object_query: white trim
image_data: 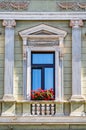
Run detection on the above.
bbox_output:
[55,49,59,100]
[1,12,86,20]
[19,24,67,37]
[27,47,60,101]
[27,48,31,100]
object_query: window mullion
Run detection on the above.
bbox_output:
[41,67,44,90]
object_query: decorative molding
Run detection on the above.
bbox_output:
[78,2,86,9]
[0,12,86,20]
[2,20,16,27]
[57,2,86,10]
[19,24,67,37]
[0,1,29,10]
[10,2,29,10]
[70,20,83,28]
[58,2,76,9]
[23,45,27,60]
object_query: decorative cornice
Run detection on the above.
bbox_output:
[2,20,16,27]
[70,20,83,28]
[0,12,86,20]
[0,1,29,10]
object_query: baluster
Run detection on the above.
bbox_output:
[46,104,50,115]
[31,104,36,115]
[51,104,55,115]
[41,104,45,115]
[37,104,41,115]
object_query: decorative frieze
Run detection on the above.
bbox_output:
[58,2,76,10]
[10,2,29,10]
[57,2,86,11]
[78,2,86,9]
[0,1,29,10]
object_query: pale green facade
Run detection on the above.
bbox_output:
[0,0,86,130]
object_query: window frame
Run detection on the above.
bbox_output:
[31,52,55,92]
[26,46,63,101]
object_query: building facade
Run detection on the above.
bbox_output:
[0,0,86,130]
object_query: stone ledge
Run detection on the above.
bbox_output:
[0,116,86,124]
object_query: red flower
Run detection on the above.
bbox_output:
[31,88,55,100]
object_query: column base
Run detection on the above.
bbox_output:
[3,95,15,102]
[70,95,85,102]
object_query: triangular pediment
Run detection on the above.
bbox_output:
[19,24,67,37]
[30,30,57,35]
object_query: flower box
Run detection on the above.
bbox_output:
[31,88,55,100]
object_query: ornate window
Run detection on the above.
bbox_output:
[19,24,67,101]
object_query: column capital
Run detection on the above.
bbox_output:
[2,20,16,28]
[70,20,83,28]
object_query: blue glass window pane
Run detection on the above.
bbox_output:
[32,53,54,64]
[32,69,41,90]
[45,68,53,90]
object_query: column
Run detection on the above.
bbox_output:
[2,20,16,101]
[70,20,84,101]
[70,20,85,116]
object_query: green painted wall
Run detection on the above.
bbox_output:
[0,124,86,130]
[81,21,86,97]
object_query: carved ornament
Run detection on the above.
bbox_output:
[23,45,27,60]
[10,2,29,10]
[58,2,76,9]
[2,20,16,27]
[57,2,86,10]
[70,20,83,28]
[78,3,86,9]
[0,1,29,10]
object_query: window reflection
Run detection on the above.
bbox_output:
[32,69,41,90]
[32,53,54,64]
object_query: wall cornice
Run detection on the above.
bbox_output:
[0,12,86,20]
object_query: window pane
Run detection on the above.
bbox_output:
[32,69,41,90]
[32,53,54,64]
[45,68,54,90]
